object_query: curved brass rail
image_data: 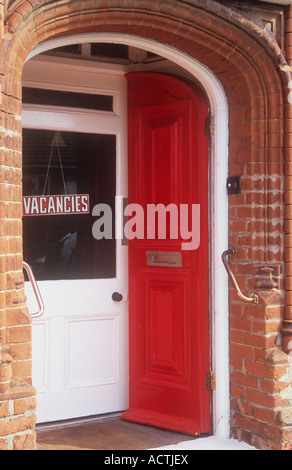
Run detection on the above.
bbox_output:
[23,261,45,318]
[222,248,259,305]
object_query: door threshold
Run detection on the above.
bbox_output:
[36,411,124,430]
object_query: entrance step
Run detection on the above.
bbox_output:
[36,416,255,450]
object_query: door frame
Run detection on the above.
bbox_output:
[25,33,230,439]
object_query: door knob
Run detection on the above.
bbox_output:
[112,292,123,302]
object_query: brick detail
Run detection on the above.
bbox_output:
[281,5,292,354]
[0,379,36,449]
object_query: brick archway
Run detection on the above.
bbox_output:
[0,0,292,450]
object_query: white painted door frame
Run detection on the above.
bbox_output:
[26,33,230,439]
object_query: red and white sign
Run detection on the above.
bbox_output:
[23,194,90,216]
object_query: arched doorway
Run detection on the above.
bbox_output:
[2,0,290,451]
[23,35,229,438]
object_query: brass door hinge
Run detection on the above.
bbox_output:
[205,116,215,137]
[206,371,216,391]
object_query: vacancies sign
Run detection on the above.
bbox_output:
[23,194,90,216]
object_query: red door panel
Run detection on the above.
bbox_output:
[122,73,211,436]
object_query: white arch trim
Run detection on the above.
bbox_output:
[27,33,230,439]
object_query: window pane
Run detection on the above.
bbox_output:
[50,44,82,55]
[23,129,116,281]
[91,43,129,59]
[22,88,114,112]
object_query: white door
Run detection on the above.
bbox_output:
[22,67,128,423]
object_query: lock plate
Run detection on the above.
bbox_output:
[227,176,241,195]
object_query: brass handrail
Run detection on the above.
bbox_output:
[23,261,45,318]
[222,248,259,305]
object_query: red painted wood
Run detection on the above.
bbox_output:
[122,73,211,436]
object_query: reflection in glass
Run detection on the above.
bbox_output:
[22,129,116,281]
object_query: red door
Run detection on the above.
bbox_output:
[122,73,211,436]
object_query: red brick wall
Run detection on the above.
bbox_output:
[0,0,292,450]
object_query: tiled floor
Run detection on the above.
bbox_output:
[36,416,256,451]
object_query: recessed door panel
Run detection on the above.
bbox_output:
[138,269,191,390]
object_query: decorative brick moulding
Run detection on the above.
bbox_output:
[0,0,292,450]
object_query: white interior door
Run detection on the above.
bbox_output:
[22,66,128,423]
